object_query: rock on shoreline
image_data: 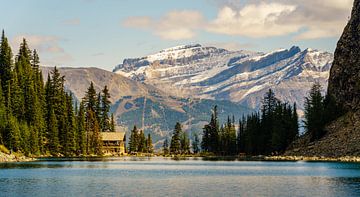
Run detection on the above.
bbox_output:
[265,155,360,162]
[0,152,35,162]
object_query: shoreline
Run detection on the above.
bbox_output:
[264,155,360,162]
[0,152,35,162]
[2,153,360,163]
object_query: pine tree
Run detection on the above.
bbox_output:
[100,86,111,132]
[163,138,169,155]
[86,108,102,155]
[0,82,6,144]
[110,113,115,132]
[5,115,21,152]
[137,130,146,152]
[0,30,13,106]
[180,131,190,154]
[146,133,153,153]
[77,101,86,155]
[48,107,59,155]
[192,133,200,154]
[170,122,182,154]
[201,106,220,153]
[84,82,97,112]
[64,93,76,156]
[128,125,139,153]
[304,83,325,141]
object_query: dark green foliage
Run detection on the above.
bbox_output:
[127,125,153,154]
[0,82,6,144]
[203,90,299,156]
[0,32,111,156]
[218,116,237,155]
[0,30,13,107]
[192,133,200,154]
[201,106,220,153]
[304,83,326,141]
[304,83,343,142]
[4,115,21,151]
[76,102,86,155]
[128,125,139,153]
[64,93,77,156]
[86,109,102,155]
[237,89,299,155]
[110,113,115,132]
[48,107,59,155]
[170,122,182,154]
[146,133,153,153]
[180,130,190,154]
[100,86,111,132]
[163,138,169,155]
[137,130,146,152]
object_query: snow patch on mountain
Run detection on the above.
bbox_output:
[113,44,333,112]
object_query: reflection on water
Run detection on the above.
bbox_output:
[1,157,360,197]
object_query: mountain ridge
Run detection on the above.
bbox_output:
[114,44,333,112]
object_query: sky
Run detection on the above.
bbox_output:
[1,0,354,71]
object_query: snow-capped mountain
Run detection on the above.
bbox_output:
[114,44,333,113]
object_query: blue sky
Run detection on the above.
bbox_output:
[1,0,353,71]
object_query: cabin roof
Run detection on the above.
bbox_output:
[101,132,125,141]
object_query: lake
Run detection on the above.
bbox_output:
[1,157,360,197]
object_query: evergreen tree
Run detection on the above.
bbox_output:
[48,107,59,155]
[137,130,146,152]
[170,122,182,154]
[77,101,86,155]
[201,106,220,153]
[100,86,111,132]
[163,138,169,155]
[192,133,200,154]
[64,93,76,156]
[0,82,6,144]
[86,108,102,155]
[128,125,139,153]
[84,82,97,112]
[304,83,325,141]
[180,131,190,154]
[0,30,13,106]
[5,115,21,152]
[110,113,115,132]
[146,133,153,153]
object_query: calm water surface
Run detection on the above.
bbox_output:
[1,157,360,197]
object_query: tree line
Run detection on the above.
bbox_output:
[200,89,299,156]
[127,125,153,154]
[0,31,115,156]
[162,83,341,156]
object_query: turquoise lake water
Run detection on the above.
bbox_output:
[1,157,360,197]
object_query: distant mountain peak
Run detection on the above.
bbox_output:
[113,45,333,112]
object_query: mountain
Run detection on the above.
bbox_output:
[114,44,333,114]
[41,67,251,148]
[286,0,360,157]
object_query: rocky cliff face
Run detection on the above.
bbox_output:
[328,0,360,112]
[286,0,360,157]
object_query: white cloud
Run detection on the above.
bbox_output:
[123,10,204,40]
[123,0,353,40]
[207,3,299,37]
[11,35,64,53]
[11,34,73,65]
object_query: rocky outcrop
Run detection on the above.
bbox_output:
[285,111,360,157]
[286,0,360,157]
[328,0,360,112]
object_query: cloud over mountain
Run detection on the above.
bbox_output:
[123,0,352,40]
